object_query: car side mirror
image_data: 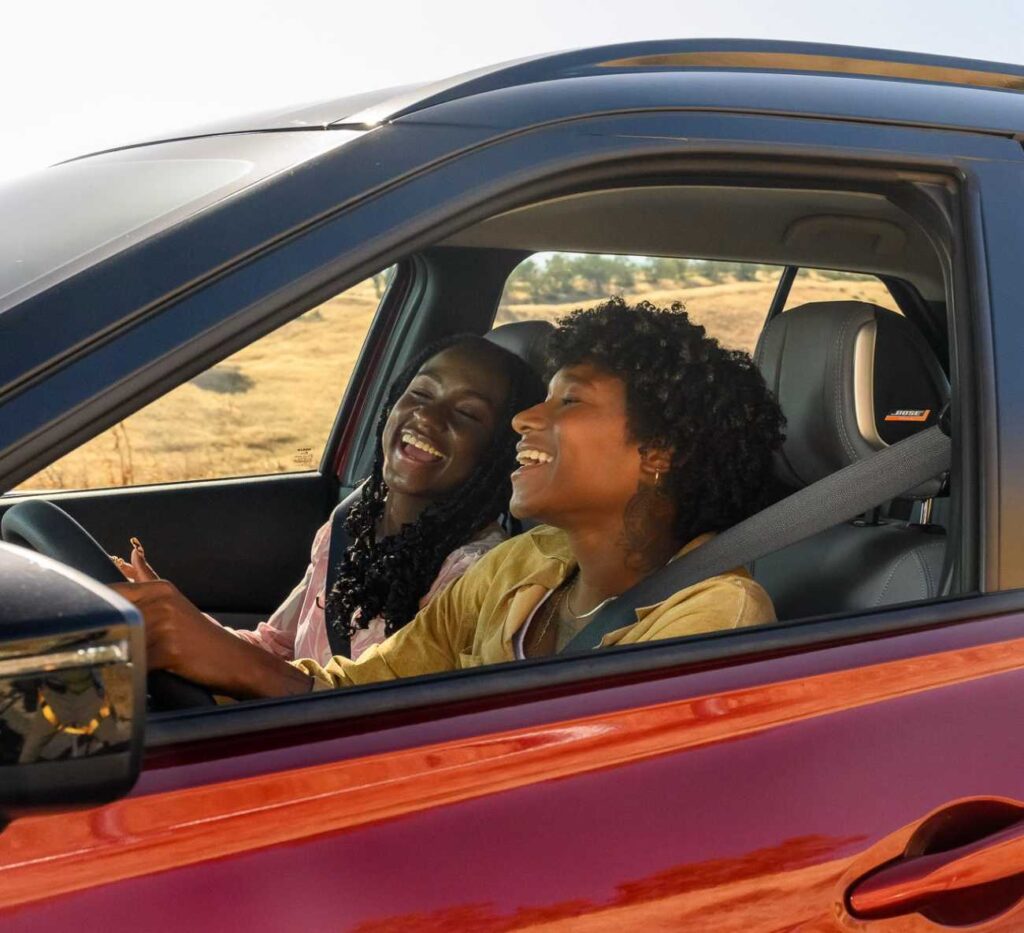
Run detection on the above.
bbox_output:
[0,542,144,819]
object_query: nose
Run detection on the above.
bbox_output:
[412,397,446,433]
[512,398,549,436]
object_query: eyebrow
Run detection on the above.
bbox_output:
[552,371,597,389]
[415,369,499,406]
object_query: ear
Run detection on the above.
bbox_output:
[638,445,673,481]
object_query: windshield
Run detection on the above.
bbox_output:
[0,130,361,312]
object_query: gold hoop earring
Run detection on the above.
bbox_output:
[654,470,661,486]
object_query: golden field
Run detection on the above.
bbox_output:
[18,272,895,492]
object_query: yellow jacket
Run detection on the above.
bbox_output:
[295,525,776,690]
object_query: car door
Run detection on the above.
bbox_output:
[2,102,1023,931]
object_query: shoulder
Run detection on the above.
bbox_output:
[452,525,570,588]
[671,570,776,628]
[424,525,510,604]
[459,522,508,555]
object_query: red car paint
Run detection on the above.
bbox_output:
[4,613,1024,930]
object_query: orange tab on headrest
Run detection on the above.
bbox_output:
[884,409,931,423]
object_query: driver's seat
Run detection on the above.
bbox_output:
[750,301,950,619]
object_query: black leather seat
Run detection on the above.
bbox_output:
[485,320,554,533]
[485,320,554,375]
[751,301,949,619]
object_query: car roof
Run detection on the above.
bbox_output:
[88,38,1024,158]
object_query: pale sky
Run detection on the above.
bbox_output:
[2,0,1022,183]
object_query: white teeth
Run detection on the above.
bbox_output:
[401,431,443,459]
[516,449,553,465]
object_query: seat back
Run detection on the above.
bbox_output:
[485,320,554,534]
[752,301,949,618]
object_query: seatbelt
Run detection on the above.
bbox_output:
[562,423,952,654]
[323,484,365,657]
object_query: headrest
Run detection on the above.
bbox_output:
[485,320,554,376]
[755,301,948,494]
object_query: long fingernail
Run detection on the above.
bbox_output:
[130,536,143,553]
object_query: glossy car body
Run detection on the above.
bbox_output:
[2,38,1024,931]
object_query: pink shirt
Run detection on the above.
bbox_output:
[226,520,507,665]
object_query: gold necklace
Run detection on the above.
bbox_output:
[565,573,617,620]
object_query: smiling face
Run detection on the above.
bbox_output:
[510,363,649,528]
[381,342,513,504]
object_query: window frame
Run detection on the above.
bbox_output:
[0,107,994,745]
[147,166,981,747]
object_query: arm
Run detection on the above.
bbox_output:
[293,539,503,690]
[114,533,509,699]
[109,580,314,698]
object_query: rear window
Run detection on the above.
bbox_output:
[495,253,784,353]
[496,254,901,353]
[784,268,900,314]
[0,131,360,312]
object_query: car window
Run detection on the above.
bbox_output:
[784,267,901,314]
[14,270,393,492]
[0,133,360,314]
[494,253,783,353]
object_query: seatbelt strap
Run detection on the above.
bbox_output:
[562,424,952,654]
[324,484,365,658]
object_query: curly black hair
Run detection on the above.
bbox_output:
[545,297,785,544]
[327,334,545,639]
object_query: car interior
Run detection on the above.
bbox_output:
[0,173,964,717]
[462,185,952,613]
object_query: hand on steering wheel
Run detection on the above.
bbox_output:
[1,499,216,710]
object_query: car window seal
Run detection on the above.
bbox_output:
[145,586,1016,750]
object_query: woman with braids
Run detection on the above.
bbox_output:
[116,299,786,698]
[113,334,544,672]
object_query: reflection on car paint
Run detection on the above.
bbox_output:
[3,632,1024,911]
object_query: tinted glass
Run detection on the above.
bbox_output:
[784,268,901,314]
[0,131,360,311]
[14,270,392,492]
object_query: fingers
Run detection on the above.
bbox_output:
[110,554,135,580]
[129,538,159,582]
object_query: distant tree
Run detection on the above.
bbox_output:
[702,261,733,283]
[612,257,636,289]
[646,257,691,285]
[506,258,542,302]
[539,254,577,301]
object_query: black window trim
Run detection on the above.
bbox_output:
[146,587,1024,750]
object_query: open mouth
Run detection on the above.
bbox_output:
[513,447,554,474]
[399,430,445,464]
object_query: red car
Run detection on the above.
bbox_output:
[2,39,1023,930]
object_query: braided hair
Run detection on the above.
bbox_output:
[327,335,544,638]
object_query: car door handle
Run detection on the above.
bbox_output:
[848,818,1024,919]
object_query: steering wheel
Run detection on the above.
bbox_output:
[1,499,216,710]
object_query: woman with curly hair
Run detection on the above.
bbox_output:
[118,298,785,697]
[115,334,544,667]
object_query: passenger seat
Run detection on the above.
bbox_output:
[752,301,949,619]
